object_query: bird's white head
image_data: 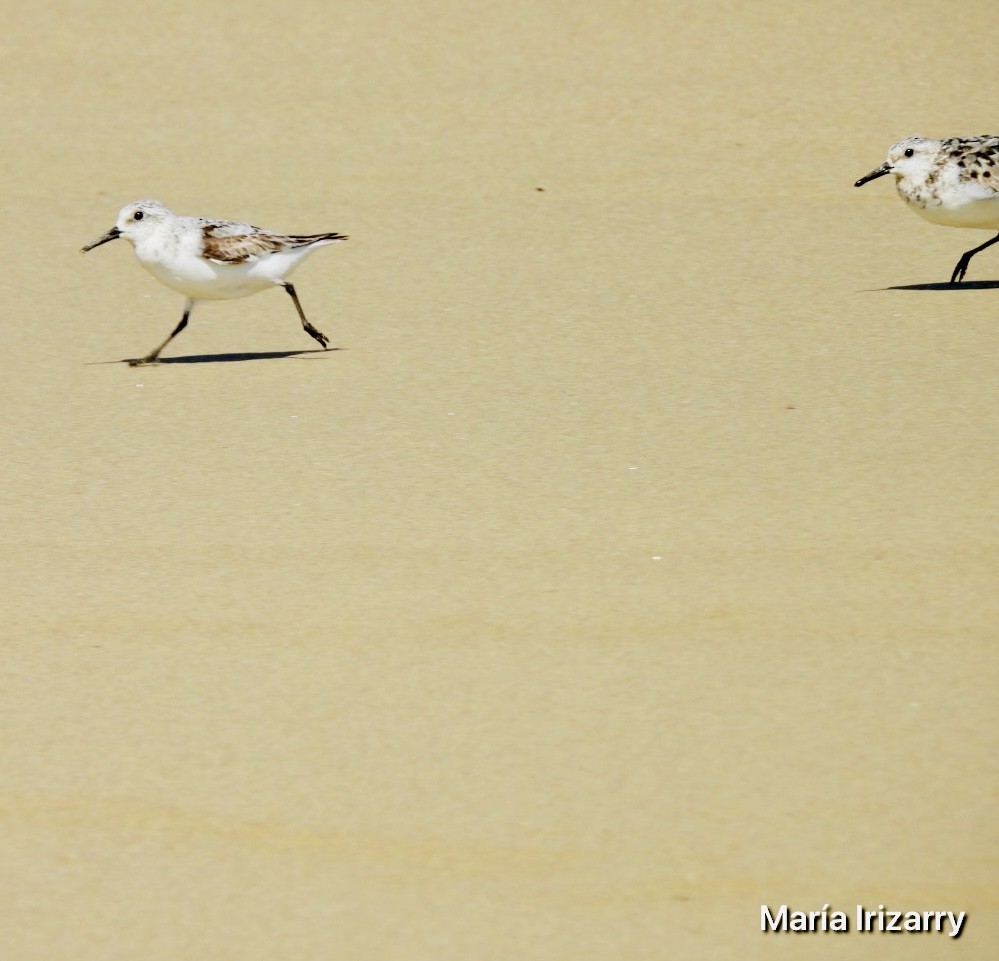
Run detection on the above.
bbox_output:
[855,137,940,187]
[81,199,174,252]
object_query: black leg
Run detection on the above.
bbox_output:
[129,298,194,366]
[282,282,330,349]
[950,231,999,284]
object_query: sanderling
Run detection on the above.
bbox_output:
[81,200,347,365]
[855,136,999,283]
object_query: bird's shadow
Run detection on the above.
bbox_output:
[88,347,342,367]
[877,280,999,291]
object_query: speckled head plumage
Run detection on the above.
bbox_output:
[856,136,999,192]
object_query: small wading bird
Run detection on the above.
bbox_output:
[82,199,347,365]
[855,135,999,283]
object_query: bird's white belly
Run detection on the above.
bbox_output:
[900,181,999,230]
[909,199,999,230]
[139,255,274,300]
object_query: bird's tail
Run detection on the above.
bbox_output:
[289,232,348,246]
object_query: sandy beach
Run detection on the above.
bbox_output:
[1,1,996,957]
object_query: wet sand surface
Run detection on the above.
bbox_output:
[1,2,996,957]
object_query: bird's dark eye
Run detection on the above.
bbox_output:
[133,210,144,221]
[904,148,914,158]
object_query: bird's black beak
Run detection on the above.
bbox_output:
[854,163,892,188]
[81,226,121,253]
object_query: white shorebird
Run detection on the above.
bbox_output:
[82,200,347,365]
[855,136,999,283]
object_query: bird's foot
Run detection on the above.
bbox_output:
[950,256,972,284]
[304,323,330,349]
